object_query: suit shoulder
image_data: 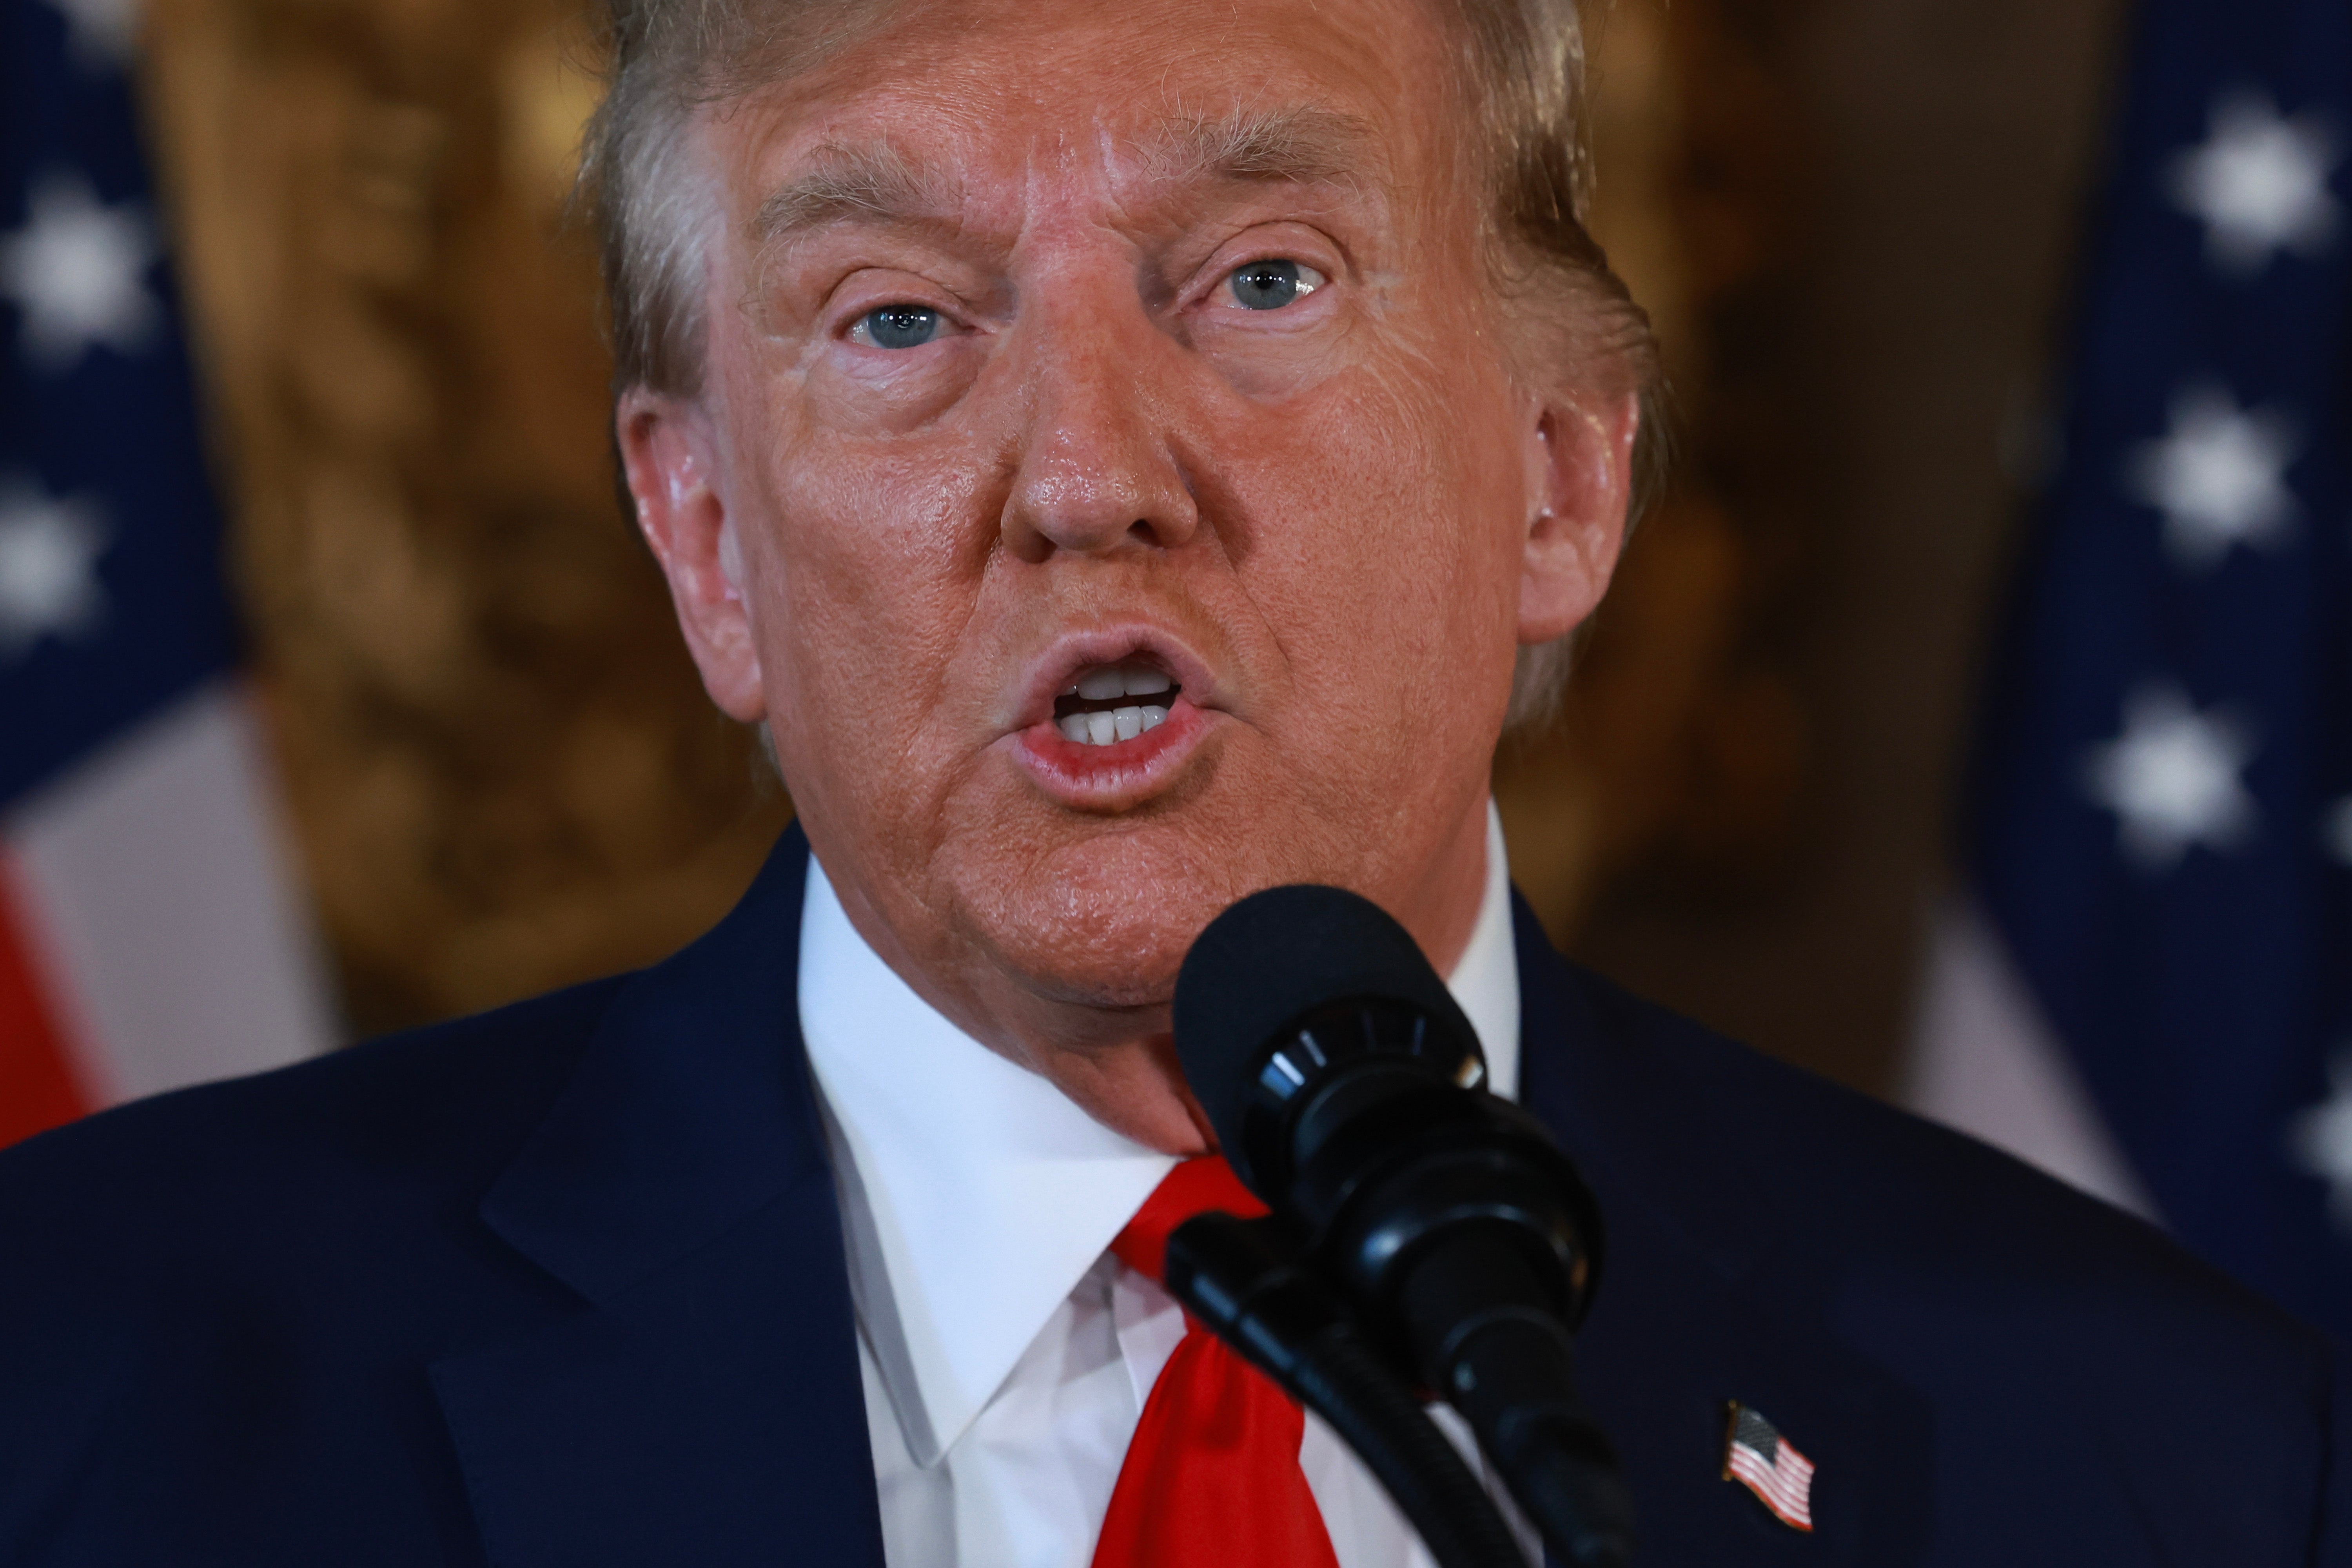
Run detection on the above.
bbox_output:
[1567,960,2131,1230]
[0,974,627,1268]
[1559,958,2330,1373]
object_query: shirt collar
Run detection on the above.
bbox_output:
[1456,800,1521,1100]
[798,800,1521,1466]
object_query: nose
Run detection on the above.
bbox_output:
[1000,278,1200,563]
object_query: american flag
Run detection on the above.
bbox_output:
[1906,0,2352,1338]
[1721,1402,1814,1532]
[1,0,334,1142]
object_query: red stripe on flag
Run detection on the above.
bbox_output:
[1728,1443,1815,1530]
[0,862,93,1149]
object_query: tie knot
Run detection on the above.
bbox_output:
[1112,1156,1268,1284]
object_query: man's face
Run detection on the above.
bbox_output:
[637,0,1622,1035]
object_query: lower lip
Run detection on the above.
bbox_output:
[1012,697,1213,805]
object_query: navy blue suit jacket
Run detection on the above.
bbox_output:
[3,826,2346,1565]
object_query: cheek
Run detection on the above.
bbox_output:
[1229,363,1524,713]
[713,287,990,630]
[735,405,1001,768]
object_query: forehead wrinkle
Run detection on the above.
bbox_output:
[751,95,1394,252]
[753,138,964,247]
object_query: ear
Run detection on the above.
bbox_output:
[1517,388,1641,645]
[617,387,767,722]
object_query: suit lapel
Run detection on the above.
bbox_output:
[1512,895,1935,1566]
[431,826,886,1568]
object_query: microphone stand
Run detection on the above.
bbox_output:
[1164,1211,1529,1568]
[1390,1227,1635,1568]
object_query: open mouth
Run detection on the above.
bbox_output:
[1052,659,1180,747]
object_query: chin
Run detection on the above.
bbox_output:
[939,816,1262,1011]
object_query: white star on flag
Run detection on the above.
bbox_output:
[0,171,160,374]
[2288,1048,2352,1232]
[0,479,110,661]
[2122,385,2297,570]
[2081,683,2258,870]
[2166,91,2342,275]
[40,0,140,67]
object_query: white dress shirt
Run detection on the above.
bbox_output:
[799,804,1531,1568]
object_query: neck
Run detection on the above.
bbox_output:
[825,798,1494,1156]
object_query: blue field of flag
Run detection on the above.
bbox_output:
[1971,0,2352,1337]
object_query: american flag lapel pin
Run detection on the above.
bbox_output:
[1722,1401,1815,1532]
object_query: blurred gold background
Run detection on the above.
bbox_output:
[140,0,787,1031]
[131,0,2127,1089]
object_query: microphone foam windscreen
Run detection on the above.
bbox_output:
[1172,884,1479,1164]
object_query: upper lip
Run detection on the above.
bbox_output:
[1006,625,1220,733]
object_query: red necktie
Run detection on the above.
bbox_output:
[1090,1156,1343,1568]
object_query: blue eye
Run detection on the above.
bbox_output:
[856,305,942,349]
[1227,259,1325,310]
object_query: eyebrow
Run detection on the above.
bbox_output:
[752,104,1383,249]
[1136,103,1385,192]
[755,140,959,246]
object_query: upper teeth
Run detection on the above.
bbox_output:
[1067,662,1173,700]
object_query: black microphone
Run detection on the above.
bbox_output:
[1173,884,1636,1568]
